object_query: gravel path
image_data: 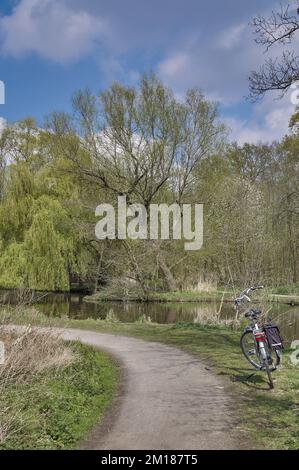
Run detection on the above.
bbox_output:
[8,325,242,450]
[61,328,241,450]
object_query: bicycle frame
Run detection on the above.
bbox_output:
[253,328,268,362]
[246,318,269,366]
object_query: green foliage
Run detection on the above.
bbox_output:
[0,120,93,291]
[0,241,27,288]
[0,342,118,450]
[271,284,299,295]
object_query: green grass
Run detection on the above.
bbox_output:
[3,308,299,450]
[147,290,232,302]
[85,288,299,305]
[0,341,118,450]
[85,289,234,303]
[270,284,299,296]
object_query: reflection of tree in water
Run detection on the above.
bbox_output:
[1,288,297,340]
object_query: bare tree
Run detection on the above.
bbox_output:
[46,75,225,292]
[249,2,299,100]
[49,75,224,205]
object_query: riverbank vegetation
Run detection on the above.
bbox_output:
[0,317,118,449]
[0,75,298,296]
[85,287,299,305]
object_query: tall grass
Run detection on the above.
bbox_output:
[0,312,77,445]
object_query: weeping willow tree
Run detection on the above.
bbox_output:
[23,198,86,290]
[0,241,27,289]
[0,163,35,243]
[0,190,90,291]
[0,120,92,291]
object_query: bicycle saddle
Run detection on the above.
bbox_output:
[245,309,261,318]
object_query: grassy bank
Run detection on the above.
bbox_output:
[2,307,299,450]
[0,324,118,450]
[85,287,299,305]
[84,289,232,303]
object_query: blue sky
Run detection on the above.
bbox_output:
[0,0,297,143]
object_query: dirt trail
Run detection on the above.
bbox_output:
[62,328,241,450]
[8,325,243,449]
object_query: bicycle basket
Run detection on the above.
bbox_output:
[263,324,284,351]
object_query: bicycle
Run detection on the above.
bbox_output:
[234,285,283,389]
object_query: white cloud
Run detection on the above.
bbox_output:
[158,53,189,77]
[216,23,247,50]
[157,21,262,106]
[0,0,108,62]
[225,94,294,144]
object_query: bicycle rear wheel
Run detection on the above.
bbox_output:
[240,330,262,369]
[241,331,280,370]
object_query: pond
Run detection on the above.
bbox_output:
[0,289,298,342]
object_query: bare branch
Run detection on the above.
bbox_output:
[249,2,299,100]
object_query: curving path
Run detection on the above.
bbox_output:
[9,326,243,450]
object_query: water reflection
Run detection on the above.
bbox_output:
[0,289,298,342]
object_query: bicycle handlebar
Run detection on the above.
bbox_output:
[234,285,264,307]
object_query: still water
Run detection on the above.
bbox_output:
[0,290,298,342]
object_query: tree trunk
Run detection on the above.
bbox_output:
[123,240,148,298]
[93,245,105,294]
[154,243,177,291]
